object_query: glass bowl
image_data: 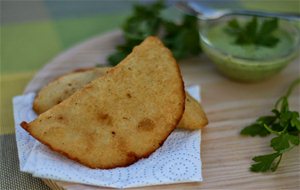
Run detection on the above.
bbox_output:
[199,15,300,82]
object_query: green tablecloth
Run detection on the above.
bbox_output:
[1,1,299,189]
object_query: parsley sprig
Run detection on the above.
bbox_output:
[225,17,280,47]
[107,0,201,65]
[241,78,300,172]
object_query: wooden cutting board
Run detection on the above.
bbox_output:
[24,30,300,189]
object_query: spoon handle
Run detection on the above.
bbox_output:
[230,10,300,21]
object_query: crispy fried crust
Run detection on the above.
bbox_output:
[33,69,207,130]
[177,92,208,130]
[21,36,185,169]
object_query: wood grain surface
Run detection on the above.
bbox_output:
[24,31,300,189]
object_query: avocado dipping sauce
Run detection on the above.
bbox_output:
[200,17,300,82]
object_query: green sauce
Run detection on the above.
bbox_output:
[201,20,299,82]
[207,22,294,60]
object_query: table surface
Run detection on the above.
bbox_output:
[24,30,300,190]
[1,1,300,190]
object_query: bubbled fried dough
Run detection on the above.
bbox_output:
[33,67,110,114]
[21,36,185,169]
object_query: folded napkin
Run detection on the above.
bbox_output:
[13,85,203,188]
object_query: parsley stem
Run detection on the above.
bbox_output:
[279,144,296,154]
[275,77,300,109]
[285,77,300,97]
[271,153,282,172]
[275,97,284,110]
[263,124,286,135]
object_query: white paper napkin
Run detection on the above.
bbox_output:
[13,85,203,188]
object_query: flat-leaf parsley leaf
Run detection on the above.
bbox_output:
[241,78,300,172]
[107,0,201,66]
[225,17,279,47]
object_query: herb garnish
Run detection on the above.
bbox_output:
[107,0,201,65]
[225,17,279,47]
[241,78,300,172]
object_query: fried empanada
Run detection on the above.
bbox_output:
[21,37,185,169]
[177,93,208,130]
[33,67,110,114]
[34,71,207,129]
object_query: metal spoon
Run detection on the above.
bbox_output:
[176,1,300,21]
